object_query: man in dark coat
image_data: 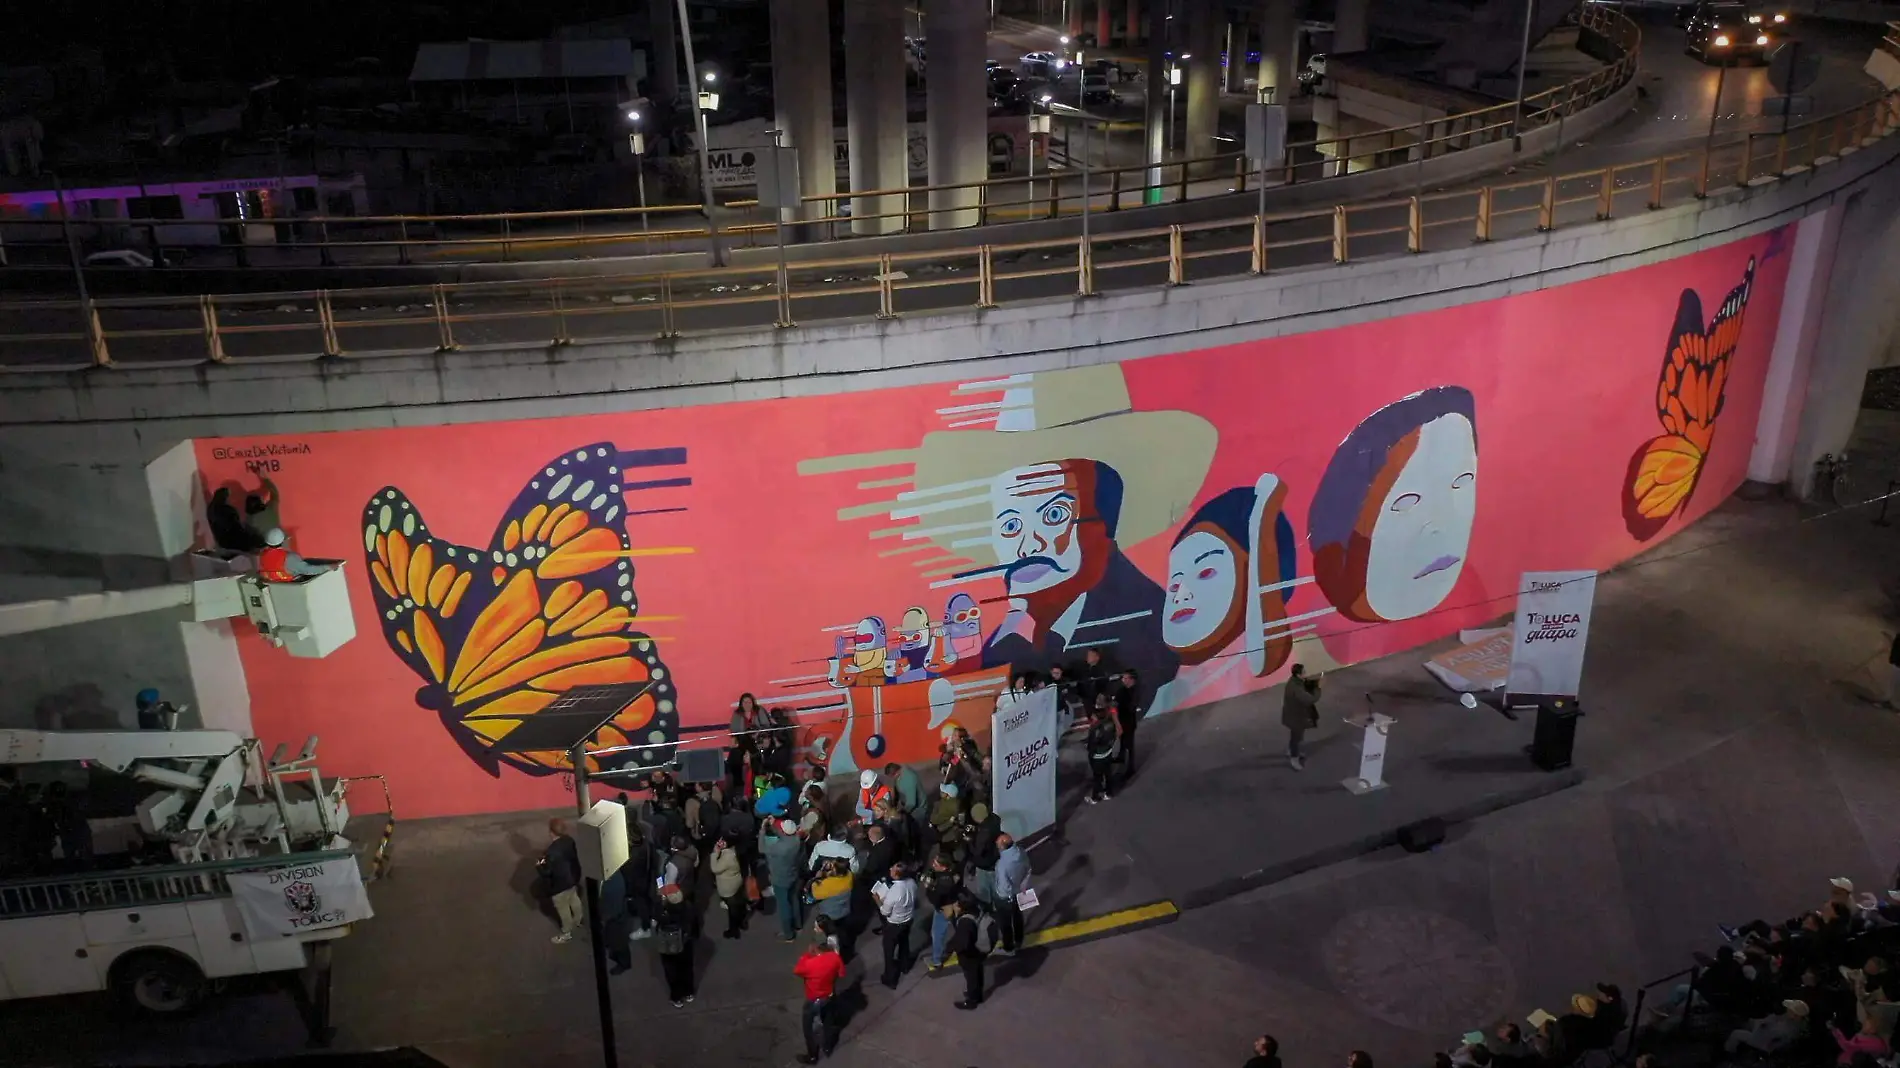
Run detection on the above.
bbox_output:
[1281,664,1321,771]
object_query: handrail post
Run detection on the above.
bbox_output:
[1596,167,1615,220]
[978,183,989,227]
[1538,176,1556,231]
[318,290,342,357]
[1648,156,1666,209]
[500,216,512,262]
[397,219,412,266]
[1406,196,1423,253]
[877,254,897,319]
[1178,162,1189,203]
[83,303,111,368]
[1167,224,1186,285]
[1251,213,1268,275]
[775,255,795,329]
[1234,157,1246,194]
[1475,187,1493,242]
[1739,135,1755,185]
[978,245,997,308]
[1697,144,1713,198]
[1772,133,1788,175]
[1077,234,1095,296]
[317,220,335,268]
[658,274,679,339]
[1110,169,1123,211]
[200,295,228,363]
[550,279,570,345]
[1331,205,1349,264]
[431,284,456,351]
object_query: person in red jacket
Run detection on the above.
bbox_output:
[793,933,848,1064]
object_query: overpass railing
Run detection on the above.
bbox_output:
[0,8,1641,269]
[4,84,1891,372]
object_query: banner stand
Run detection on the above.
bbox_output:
[1504,570,1599,708]
[990,688,1060,844]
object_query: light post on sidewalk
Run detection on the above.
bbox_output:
[1510,0,1534,150]
[625,105,650,229]
[674,0,727,266]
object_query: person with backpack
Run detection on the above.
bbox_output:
[653,886,698,1008]
[943,897,987,1010]
[664,834,699,904]
[686,781,725,855]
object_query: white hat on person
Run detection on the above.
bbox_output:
[859,770,877,788]
[265,528,287,546]
[1830,877,1854,892]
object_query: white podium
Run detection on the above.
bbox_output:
[1341,712,1395,795]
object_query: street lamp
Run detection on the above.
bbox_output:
[1510,0,1534,150]
[675,0,726,266]
[624,107,649,228]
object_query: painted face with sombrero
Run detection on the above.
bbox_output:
[802,365,1216,699]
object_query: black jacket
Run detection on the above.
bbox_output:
[949,913,984,962]
[969,815,1002,871]
[543,835,582,894]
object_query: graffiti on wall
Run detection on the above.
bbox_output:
[192,229,1789,817]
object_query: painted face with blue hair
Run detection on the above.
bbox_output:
[1163,476,1298,672]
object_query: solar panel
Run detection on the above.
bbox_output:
[489,682,655,755]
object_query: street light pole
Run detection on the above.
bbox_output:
[674,0,726,266]
[1700,54,1732,195]
[1078,49,1091,255]
[1510,0,1534,151]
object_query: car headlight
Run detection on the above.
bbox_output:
[1756,34,1769,45]
[1748,14,1761,22]
[1773,13,1786,22]
[1713,34,1730,46]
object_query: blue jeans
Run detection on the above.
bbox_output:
[930,908,950,966]
[974,867,996,904]
[773,880,802,940]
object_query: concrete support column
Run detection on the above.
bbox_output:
[649,0,681,104]
[1750,208,1844,486]
[771,0,838,225]
[1225,21,1247,93]
[1334,0,1369,54]
[1097,0,1113,45]
[1126,0,1142,46]
[1070,1,1085,36]
[843,0,910,235]
[1256,0,1298,104]
[1184,0,1224,175]
[926,0,989,229]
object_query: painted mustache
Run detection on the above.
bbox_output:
[1005,557,1070,585]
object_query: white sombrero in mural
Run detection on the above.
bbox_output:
[802,364,1219,563]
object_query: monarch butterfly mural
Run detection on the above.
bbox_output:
[1622,257,1756,542]
[361,443,683,777]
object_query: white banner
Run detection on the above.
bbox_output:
[990,687,1059,842]
[1505,570,1598,701]
[229,858,373,939]
[1423,627,1514,693]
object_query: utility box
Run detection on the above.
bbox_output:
[1245,103,1289,170]
[576,799,629,883]
[239,564,356,658]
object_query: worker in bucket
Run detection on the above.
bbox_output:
[257,528,329,583]
[135,688,180,731]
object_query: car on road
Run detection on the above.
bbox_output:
[83,249,156,268]
[1685,1,1776,62]
[1081,73,1116,106]
[1020,50,1060,78]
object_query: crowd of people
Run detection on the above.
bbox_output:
[538,677,1115,1064]
[1237,873,1900,1068]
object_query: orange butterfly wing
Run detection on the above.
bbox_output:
[364,444,680,778]
[1623,259,1755,541]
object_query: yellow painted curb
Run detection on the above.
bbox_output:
[933,898,1179,971]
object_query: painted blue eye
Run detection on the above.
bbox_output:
[999,517,1023,537]
[1041,502,1071,526]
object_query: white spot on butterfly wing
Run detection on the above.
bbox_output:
[549,474,573,500]
[378,505,392,531]
[590,494,608,510]
[364,526,378,552]
[571,479,595,504]
[604,506,620,523]
[401,512,416,536]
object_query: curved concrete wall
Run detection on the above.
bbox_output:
[2,131,1896,809]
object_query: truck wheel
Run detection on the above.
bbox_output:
[111,950,208,1015]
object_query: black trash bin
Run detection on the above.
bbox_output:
[1529,697,1581,771]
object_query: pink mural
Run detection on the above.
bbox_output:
[193,230,1791,819]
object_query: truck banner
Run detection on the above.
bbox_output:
[990,687,1058,842]
[229,858,374,939]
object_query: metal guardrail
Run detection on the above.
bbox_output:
[0,849,355,920]
[5,86,1892,371]
[0,8,1641,269]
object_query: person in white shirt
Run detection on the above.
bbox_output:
[809,827,859,873]
[872,862,919,989]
